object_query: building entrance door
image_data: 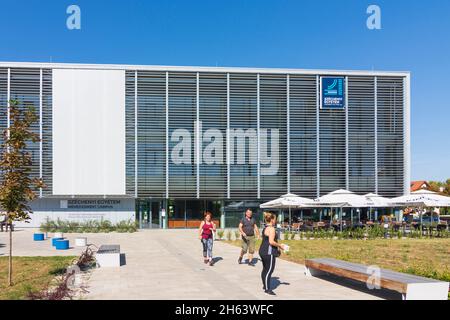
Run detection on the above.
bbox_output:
[136,199,161,229]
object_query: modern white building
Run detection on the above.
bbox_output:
[0,62,410,228]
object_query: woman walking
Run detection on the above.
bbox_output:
[198,211,216,266]
[259,212,286,295]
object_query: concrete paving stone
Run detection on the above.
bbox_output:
[0,228,400,300]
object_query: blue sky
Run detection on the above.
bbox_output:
[0,0,449,181]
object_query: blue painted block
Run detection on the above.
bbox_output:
[52,237,63,247]
[55,239,69,250]
[33,233,45,241]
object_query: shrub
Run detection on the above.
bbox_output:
[115,220,138,233]
[216,229,224,240]
[99,219,113,233]
[40,219,138,233]
[40,217,58,233]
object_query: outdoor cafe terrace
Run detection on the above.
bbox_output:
[259,189,450,236]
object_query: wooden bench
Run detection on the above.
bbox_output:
[95,245,121,267]
[305,258,449,300]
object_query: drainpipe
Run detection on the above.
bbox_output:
[220,204,225,229]
[162,199,168,229]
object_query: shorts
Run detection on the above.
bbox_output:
[241,235,256,254]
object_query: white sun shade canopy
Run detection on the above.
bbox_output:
[260,193,314,209]
[389,190,450,207]
[364,193,394,208]
[312,189,376,208]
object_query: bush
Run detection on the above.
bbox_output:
[216,229,224,240]
[40,217,57,233]
[115,220,138,233]
[40,219,137,233]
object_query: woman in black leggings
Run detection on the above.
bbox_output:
[259,212,286,295]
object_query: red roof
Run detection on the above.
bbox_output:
[410,180,431,192]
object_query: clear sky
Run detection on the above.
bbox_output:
[0,0,449,181]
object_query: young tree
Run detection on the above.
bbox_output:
[0,100,43,286]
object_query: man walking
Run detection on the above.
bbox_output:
[0,212,11,232]
[238,209,260,266]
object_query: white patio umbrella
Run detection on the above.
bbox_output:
[389,190,450,227]
[365,193,393,221]
[389,190,450,208]
[365,193,392,207]
[315,189,375,208]
[312,189,375,231]
[260,193,313,225]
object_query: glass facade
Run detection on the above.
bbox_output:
[0,67,52,196]
[125,71,407,200]
[0,64,409,229]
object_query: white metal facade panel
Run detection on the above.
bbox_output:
[52,69,126,195]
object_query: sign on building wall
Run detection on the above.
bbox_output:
[320,76,345,109]
[60,199,122,210]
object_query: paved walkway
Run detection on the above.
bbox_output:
[0,229,399,300]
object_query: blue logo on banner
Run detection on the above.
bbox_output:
[321,77,345,109]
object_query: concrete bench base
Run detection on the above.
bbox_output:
[401,282,450,300]
[96,245,121,267]
[75,237,87,247]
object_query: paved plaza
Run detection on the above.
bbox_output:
[0,228,399,300]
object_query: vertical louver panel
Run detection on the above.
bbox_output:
[289,75,317,198]
[348,76,376,194]
[229,73,258,199]
[377,77,404,197]
[319,84,346,195]
[137,71,167,198]
[169,72,197,198]
[0,68,7,189]
[9,68,41,187]
[259,74,287,198]
[0,69,7,150]
[42,69,53,196]
[199,73,227,198]
[125,71,136,196]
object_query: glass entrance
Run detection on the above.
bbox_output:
[136,199,161,229]
[167,199,223,228]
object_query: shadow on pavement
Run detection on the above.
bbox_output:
[313,273,401,300]
[211,256,223,265]
[271,277,290,290]
[243,258,259,265]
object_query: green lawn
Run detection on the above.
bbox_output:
[0,256,75,300]
[226,238,450,282]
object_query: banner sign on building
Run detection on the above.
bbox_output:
[320,76,345,109]
[60,199,122,210]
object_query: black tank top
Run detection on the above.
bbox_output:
[259,226,278,256]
